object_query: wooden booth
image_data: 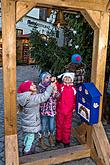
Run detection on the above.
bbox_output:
[1,0,110,165]
[16,33,30,64]
[0,31,31,66]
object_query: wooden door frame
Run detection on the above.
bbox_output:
[1,0,110,165]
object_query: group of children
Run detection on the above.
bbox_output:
[17,54,84,156]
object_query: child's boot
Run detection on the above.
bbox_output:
[55,139,63,148]
[63,143,70,148]
[48,133,55,147]
[39,136,48,150]
[23,147,33,156]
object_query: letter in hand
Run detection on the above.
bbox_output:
[51,77,57,88]
[51,76,56,83]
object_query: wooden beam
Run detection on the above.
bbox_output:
[81,10,100,30]
[16,1,37,22]
[91,141,105,165]
[92,122,110,165]
[1,0,19,164]
[86,123,105,165]
[16,0,109,12]
[2,0,17,139]
[86,124,92,146]
[5,135,19,165]
[74,123,93,147]
[91,12,109,121]
[20,144,90,165]
[73,123,87,144]
[107,1,110,12]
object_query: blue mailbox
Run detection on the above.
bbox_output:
[76,82,102,125]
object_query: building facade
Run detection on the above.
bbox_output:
[16,8,56,64]
[0,6,64,65]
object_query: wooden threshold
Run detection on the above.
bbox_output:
[20,144,90,165]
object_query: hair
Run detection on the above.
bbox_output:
[17,103,23,113]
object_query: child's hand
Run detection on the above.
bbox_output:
[53,85,58,95]
[51,81,57,88]
[51,77,57,88]
[51,76,56,83]
[73,109,76,113]
[53,85,57,91]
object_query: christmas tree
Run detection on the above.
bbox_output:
[29,12,95,79]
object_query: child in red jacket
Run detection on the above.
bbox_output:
[56,72,76,148]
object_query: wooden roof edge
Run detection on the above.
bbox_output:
[15,0,110,13]
[107,1,110,13]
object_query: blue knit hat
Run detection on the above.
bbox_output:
[40,72,51,81]
[71,54,82,64]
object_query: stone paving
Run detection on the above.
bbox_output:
[0,65,110,165]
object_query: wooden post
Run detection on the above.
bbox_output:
[16,1,37,22]
[1,0,109,165]
[82,9,109,121]
[1,0,19,164]
[92,123,110,165]
[78,10,110,165]
[91,12,109,121]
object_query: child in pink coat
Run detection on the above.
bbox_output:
[56,72,76,147]
[39,72,59,148]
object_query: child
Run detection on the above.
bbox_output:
[56,72,76,148]
[39,72,58,149]
[65,54,86,86]
[17,80,56,155]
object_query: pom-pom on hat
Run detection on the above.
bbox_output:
[17,80,33,93]
[40,72,51,81]
[71,54,82,64]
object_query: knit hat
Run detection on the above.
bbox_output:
[71,54,82,64]
[40,72,51,82]
[58,72,75,82]
[17,80,33,93]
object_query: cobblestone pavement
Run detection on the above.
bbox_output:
[0,65,110,165]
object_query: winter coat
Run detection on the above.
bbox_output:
[56,82,76,144]
[39,82,58,116]
[56,82,76,115]
[17,85,53,133]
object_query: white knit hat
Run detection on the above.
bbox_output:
[58,72,75,82]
